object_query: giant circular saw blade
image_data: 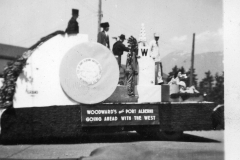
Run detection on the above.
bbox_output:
[60,42,119,104]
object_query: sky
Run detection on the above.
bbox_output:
[0,0,223,59]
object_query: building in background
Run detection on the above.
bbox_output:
[0,43,27,77]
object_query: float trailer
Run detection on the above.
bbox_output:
[0,100,217,143]
[0,32,222,144]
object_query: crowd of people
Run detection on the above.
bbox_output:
[96,22,163,85]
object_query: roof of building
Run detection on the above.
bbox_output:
[0,43,27,57]
[0,43,27,77]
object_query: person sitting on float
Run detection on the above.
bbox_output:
[178,81,199,94]
[168,71,187,85]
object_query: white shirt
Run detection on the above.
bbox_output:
[149,40,161,62]
[104,31,108,37]
[168,77,180,85]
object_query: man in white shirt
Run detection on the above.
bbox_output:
[149,33,163,85]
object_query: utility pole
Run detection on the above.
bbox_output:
[98,0,102,33]
[190,33,195,86]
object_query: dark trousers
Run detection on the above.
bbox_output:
[117,55,122,67]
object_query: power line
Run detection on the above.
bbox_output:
[159,39,182,51]
[105,13,139,35]
[103,11,180,50]
[77,0,97,13]
[81,13,98,20]
[14,12,97,46]
[13,23,67,45]
[109,18,139,37]
[101,3,181,50]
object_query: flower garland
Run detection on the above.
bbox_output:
[0,31,65,109]
[127,36,138,54]
[125,36,138,96]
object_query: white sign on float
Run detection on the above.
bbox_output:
[136,24,162,103]
[137,43,155,85]
[13,34,88,108]
[137,23,155,85]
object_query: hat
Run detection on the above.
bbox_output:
[119,34,126,40]
[72,9,79,15]
[100,22,109,28]
[154,32,160,37]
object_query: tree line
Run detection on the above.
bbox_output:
[167,65,224,104]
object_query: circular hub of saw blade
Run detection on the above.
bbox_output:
[59,42,119,104]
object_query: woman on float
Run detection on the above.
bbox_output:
[168,71,199,94]
[178,81,199,94]
[168,71,186,85]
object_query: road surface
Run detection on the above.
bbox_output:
[0,130,224,160]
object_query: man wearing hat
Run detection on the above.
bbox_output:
[65,9,79,35]
[112,34,130,67]
[97,22,110,49]
[149,32,163,85]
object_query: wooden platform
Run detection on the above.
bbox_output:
[169,93,204,102]
[105,85,170,103]
[104,86,138,103]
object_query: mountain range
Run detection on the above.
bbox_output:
[161,51,223,83]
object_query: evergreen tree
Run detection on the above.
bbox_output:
[199,70,214,101]
[179,66,186,74]
[167,65,179,82]
[167,66,198,88]
[211,72,224,104]
[185,68,198,87]
[167,66,197,86]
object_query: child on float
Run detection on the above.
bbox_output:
[178,81,199,94]
[168,71,186,85]
[168,71,199,94]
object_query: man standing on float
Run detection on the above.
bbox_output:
[97,22,110,49]
[65,9,79,35]
[112,34,130,67]
[149,33,163,85]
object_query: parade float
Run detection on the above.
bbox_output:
[0,25,220,144]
